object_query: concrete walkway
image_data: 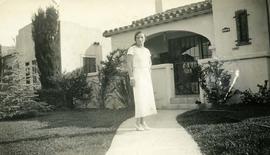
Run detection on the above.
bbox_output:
[106,110,202,155]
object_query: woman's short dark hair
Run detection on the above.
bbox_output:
[134,31,146,41]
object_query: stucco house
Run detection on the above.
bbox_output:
[103,0,270,109]
[15,21,111,86]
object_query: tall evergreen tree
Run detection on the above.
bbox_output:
[32,6,61,89]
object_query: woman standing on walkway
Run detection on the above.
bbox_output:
[127,31,157,131]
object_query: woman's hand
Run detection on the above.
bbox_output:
[130,78,135,87]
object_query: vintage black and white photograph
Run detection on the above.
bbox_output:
[0,0,270,154]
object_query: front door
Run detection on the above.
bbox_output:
[168,35,210,95]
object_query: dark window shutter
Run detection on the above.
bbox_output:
[235,9,251,46]
[235,12,241,42]
[89,58,96,73]
[83,57,88,73]
[83,57,96,73]
[240,13,248,41]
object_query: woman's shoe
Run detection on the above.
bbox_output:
[142,122,151,130]
[135,124,144,131]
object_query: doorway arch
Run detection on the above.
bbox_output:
[145,31,212,95]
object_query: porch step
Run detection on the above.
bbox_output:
[157,103,198,110]
[161,95,200,110]
[170,95,199,104]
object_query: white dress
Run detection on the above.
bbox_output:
[127,46,157,118]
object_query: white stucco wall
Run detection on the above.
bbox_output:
[199,56,270,92]
[212,0,270,58]
[210,0,270,92]
[61,21,111,72]
[223,57,270,92]
[151,64,175,108]
[84,43,103,75]
[110,13,215,50]
[16,24,35,63]
[16,24,37,85]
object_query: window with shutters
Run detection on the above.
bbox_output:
[83,57,96,73]
[234,9,251,46]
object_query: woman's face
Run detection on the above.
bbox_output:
[135,33,145,46]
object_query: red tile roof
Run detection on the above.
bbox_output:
[103,0,212,37]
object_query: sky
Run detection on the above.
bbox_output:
[0,0,202,46]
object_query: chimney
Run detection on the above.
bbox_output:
[155,0,163,13]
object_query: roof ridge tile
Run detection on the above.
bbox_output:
[103,0,212,37]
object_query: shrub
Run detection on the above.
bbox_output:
[36,88,66,108]
[114,73,134,109]
[50,68,93,109]
[198,61,233,105]
[98,49,134,109]
[240,80,270,105]
[0,55,53,120]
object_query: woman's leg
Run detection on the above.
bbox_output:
[141,117,150,130]
[136,118,141,126]
[140,117,144,125]
[135,117,144,131]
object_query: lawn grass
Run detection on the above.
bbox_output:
[177,104,270,155]
[0,108,134,155]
